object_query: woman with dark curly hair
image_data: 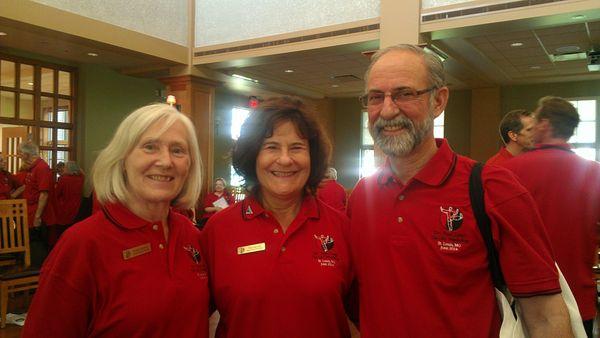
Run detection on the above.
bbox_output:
[201,96,354,338]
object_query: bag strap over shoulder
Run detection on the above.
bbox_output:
[469,162,506,291]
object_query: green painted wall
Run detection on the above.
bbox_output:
[332,97,363,189]
[445,89,472,156]
[213,87,248,185]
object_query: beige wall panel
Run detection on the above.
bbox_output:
[470,87,501,162]
[380,0,420,47]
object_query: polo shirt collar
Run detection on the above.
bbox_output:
[535,142,572,151]
[377,138,456,187]
[241,194,320,221]
[500,147,513,158]
[103,202,167,230]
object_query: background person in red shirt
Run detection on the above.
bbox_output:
[18,141,55,268]
[51,161,85,246]
[504,96,600,337]
[198,177,234,226]
[487,109,535,166]
[201,97,354,338]
[0,153,22,200]
[316,167,346,211]
[23,103,209,338]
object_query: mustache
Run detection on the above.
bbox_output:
[372,115,414,133]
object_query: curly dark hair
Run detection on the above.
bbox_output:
[232,96,331,196]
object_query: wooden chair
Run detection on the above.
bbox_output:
[0,199,39,328]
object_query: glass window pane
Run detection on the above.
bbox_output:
[41,68,54,93]
[19,93,34,120]
[360,148,377,178]
[362,112,374,146]
[572,147,596,161]
[19,64,34,90]
[231,107,250,140]
[41,96,54,122]
[435,111,445,126]
[57,129,70,147]
[434,126,444,139]
[0,91,15,118]
[571,100,596,121]
[58,71,71,96]
[57,99,71,123]
[40,127,54,147]
[40,150,53,167]
[56,151,69,163]
[570,121,596,143]
[0,61,15,88]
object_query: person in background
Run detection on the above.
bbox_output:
[51,161,84,246]
[23,103,209,338]
[201,97,354,338]
[55,161,65,177]
[18,141,55,268]
[504,96,600,337]
[487,109,535,165]
[316,167,346,212]
[348,44,571,337]
[0,153,23,200]
[198,177,234,226]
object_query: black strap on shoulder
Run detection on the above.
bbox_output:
[469,162,507,291]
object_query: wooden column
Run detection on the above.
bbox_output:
[159,75,220,199]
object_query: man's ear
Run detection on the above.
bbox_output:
[508,130,519,142]
[432,86,449,118]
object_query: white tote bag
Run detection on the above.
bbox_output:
[496,264,587,338]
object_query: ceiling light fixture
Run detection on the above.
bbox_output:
[232,73,259,83]
[27,82,34,86]
[510,42,524,47]
[284,69,294,73]
[530,66,541,70]
[331,84,339,88]
[87,52,99,57]
[572,14,586,20]
[0,32,7,36]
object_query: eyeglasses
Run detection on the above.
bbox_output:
[359,86,437,108]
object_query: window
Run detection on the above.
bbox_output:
[0,55,76,172]
[568,99,598,161]
[359,111,445,178]
[230,107,251,186]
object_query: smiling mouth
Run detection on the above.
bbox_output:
[271,171,296,177]
[148,175,174,182]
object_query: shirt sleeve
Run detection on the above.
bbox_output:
[483,165,559,297]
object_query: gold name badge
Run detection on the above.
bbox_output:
[122,243,152,260]
[237,242,266,255]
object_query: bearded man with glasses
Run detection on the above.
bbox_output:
[347,44,572,338]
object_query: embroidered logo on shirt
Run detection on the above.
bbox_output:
[440,206,463,231]
[314,234,334,252]
[183,244,201,264]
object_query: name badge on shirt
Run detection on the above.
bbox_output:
[237,242,266,255]
[122,243,152,260]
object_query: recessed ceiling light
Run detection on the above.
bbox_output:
[530,66,541,70]
[0,32,7,36]
[284,69,294,73]
[555,45,580,54]
[331,84,339,88]
[87,52,98,57]
[510,42,524,47]
[572,14,586,20]
[27,82,34,86]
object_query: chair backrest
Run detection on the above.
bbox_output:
[0,199,30,268]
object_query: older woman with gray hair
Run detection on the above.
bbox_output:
[23,103,210,338]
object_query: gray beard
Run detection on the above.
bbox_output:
[370,113,434,157]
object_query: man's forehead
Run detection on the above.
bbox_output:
[367,51,427,85]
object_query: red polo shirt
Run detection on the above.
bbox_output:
[23,158,54,226]
[0,170,21,199]
[486,147,514,166]
[54,174,84,225]
[317,179,347,212]
[504,143,600,320]
[201,195,353,338]
[23,202,210,338]
[347,139,559,338]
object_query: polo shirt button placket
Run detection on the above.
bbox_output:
[273,228,279,234]
[158,243,165,250]
[152,224,159,231]
[398,194,405,201]
[397,216,404,223]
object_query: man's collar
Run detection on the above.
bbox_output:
[378,138,456,187]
